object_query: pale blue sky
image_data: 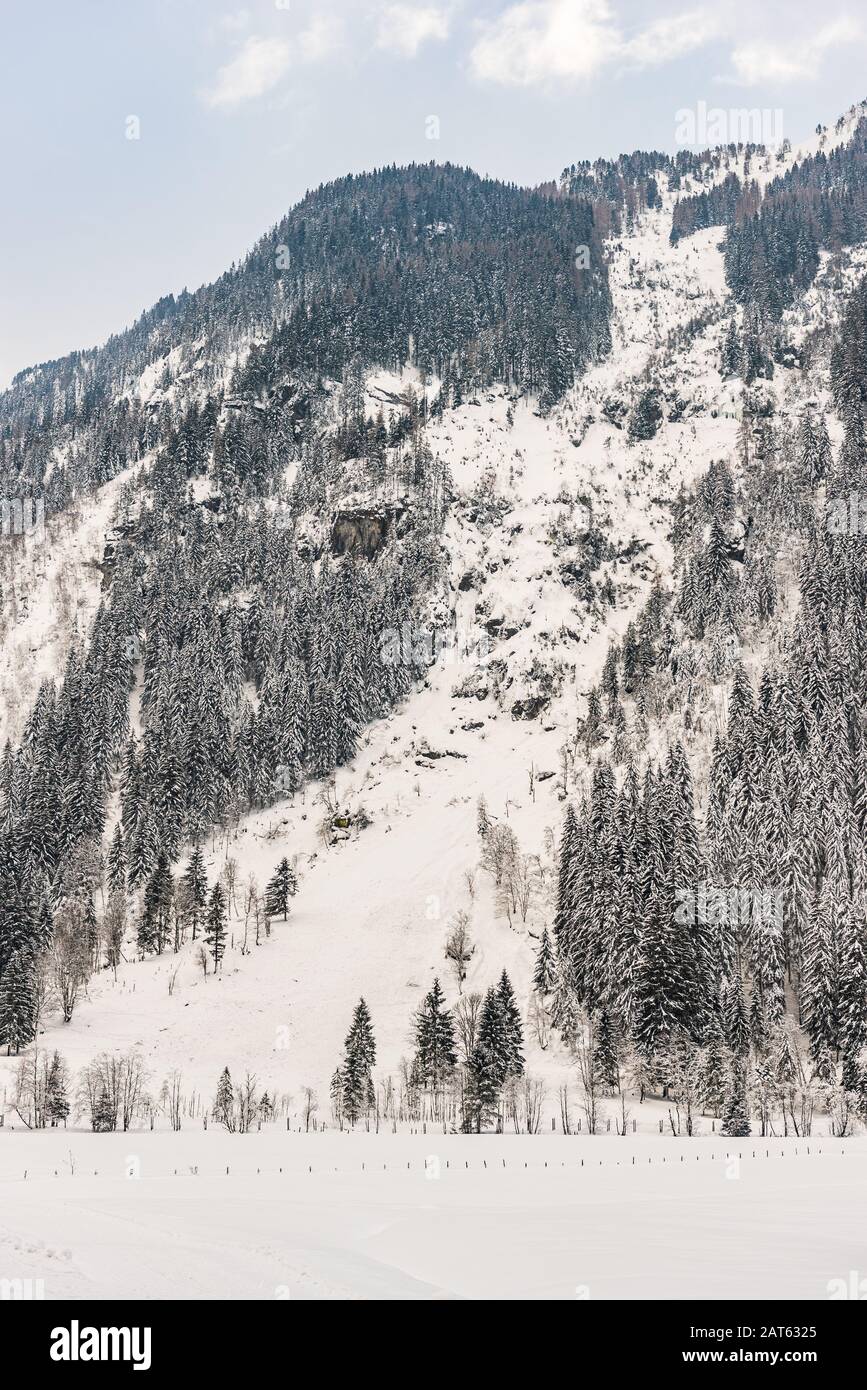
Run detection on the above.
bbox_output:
[1,0,865,387]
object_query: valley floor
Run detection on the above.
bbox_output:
[1,1130,863,1301]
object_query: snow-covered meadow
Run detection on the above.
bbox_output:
[1,1129,863,1300]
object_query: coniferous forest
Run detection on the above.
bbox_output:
[4,107,867,1153]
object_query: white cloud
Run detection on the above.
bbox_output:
[376,4,451,59]
[727,17,862,85]
[470,0,620,85]
[202,34,292,108]
[299,14,345,63]
[469,0,721,86]
[622,10,723,69]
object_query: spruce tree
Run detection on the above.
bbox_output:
[594,1009,620,1090]
[497,970,525,1078]
[0,946,38,1055]
[699,1016,729,1117]
[92,1085,117,1133]
[205,883,228,971]
[45,1051,70,1126]
[107,823,127,896]
[341,998,376,1124]
[182,844,208,941]
[533,928,556,996]
[139,853,173,956]
[721,1061,751,1137]
[467,988,506,1132]
[725,973,751,1058]
[802,887,840,1064]
[265,857,297,920]
[838,912,867,1088]
[213,1067,235,1130]
[330,1067,344,1123]
[412,978,457,1092]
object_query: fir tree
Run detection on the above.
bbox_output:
[265,857,297,920]
[341,998,376,1125]
[699,1017,729,1117]
[412,978,457,1092]
[213,1066,235,1130]
[107,823,127,896]
[45,1051,70,1126]
[497,970,525,1078]
[466,988,507,1133]
[329,1067,344,1124]
[721,1061,751,1137]
[533,928,556,996]
[182,844,208,941]
[594,1009,620,1090]
[205,883,228,971]
[724,974,751,1058]
[139,852,173,956]
[838,912,867,1089]
[0,946,38,1055]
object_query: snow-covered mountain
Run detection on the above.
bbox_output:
[3,99,867,1160]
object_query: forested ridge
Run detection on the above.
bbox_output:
[0,163,610,518]
[5,118,867,1143]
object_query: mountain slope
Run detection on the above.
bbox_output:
[3,110,867,1141]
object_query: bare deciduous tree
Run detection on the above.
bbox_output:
[119,1053,149,1132]
[301,1086,319,1132]
[558,1083,573,1135]
[222,857,239,917]
[528,993,550,1051]
[77,1051,148,1133]
[161,1070,184,1131]
[576,1014,602,1136]
[102,892,126,977]
[445,912,474,993]
[453,991,483,1066]
[480,820,518,888]
[235,1072,259,1134]
[522,1075,545,1134]
[196,944,209,979]
[51,901,90,1023]
[242,874,259,953]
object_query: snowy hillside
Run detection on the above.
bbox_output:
[1,135,862,1126]
[2,106,867,1336]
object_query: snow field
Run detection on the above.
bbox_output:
[0,1131,863,1300]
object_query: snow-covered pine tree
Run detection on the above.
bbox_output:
[838,909,867,1090]
[497,970,525,1078]
[724,973,751,1058]
[465,986,507,1133]
[139,852,173,957]
[264,858,297,921]
[532,928,556,996]
[412,977,457,1099]
[0,946,38,1055]
[341,998,376,1125]
[45,1051,71,1126]
[213,1067,235,1131]
[721,1061,751,1137]
[107,823,127,896]
[699,1015,729,1117]
[594,1009,621,1090]
[182,845,208,941]
[205,883,228,971]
